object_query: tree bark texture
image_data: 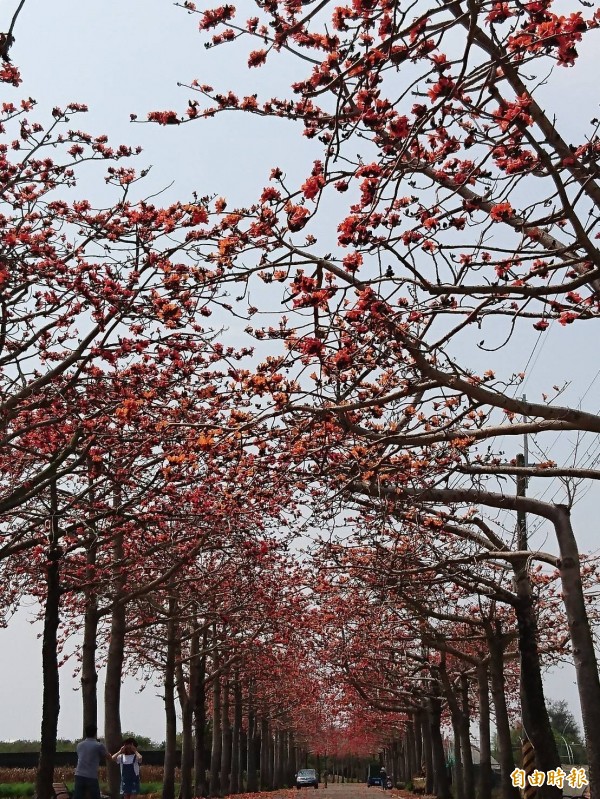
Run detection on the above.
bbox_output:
[460,674,475,799]
[230,678,242,794]
[512,558,561,799]
[553,509,600,799]
[477,664,492,799]
[35,479,61,799]
[428,691,451,799]
[259,715,269,792]
[221,679,232,796]
[420,706,434,795]
[193,628,208,798]
[487,628,520,799]
[246,703,258,793]
[81,477,99,733]
[162,597,178,799]
[104,488,126,799]
[176,624,198,799]
[209,653,222,797]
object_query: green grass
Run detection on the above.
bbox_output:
[139,782,164,794]
[0,784,35,798]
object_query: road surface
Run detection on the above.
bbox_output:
[289,786,415,798]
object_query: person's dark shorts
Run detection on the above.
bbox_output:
[73,776,101,799]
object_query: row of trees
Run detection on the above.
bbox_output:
[1,0,599,798]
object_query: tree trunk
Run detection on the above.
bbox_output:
[221,679,232,796]
[259,716,269,792]
[287,732,297,786]
[477,663,492,799]
[81,478,99,733]
[407,721,417,779]
[162,597,178,799]
[460,674,475,799]
[453,724,465,799]
[420,708,434,794]
[194,628,208,798]
[238,725,246,792]
[177,625,198,799]
[414,712,423,775]
[428,691,450,799]
[452,718,465,799]
[209,655,222,797]
[246,702,258,793]
[230,678,242,795]
[439,665,463,799]
[104,488,126,799]
[512,558,561,799]
[268,724,275,789]
[553,509,600,799]
[391,740,400,786]
[35,480,61,799]
[273,730,280,789]
[487,629,519,799]
[276,730,285,788]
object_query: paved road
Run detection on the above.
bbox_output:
[293,785,410,798]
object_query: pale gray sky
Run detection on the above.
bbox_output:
[0,0,597,746]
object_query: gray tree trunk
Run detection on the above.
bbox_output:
[420,707,434,794]
[460,674,475,799]
[81,477,99,732]
[35,480,61,799]
[193,627,208,798]
[230,678,242,795]
[477,663,492,799]
[209,653,222,797]
[246,702,258,793]
[259,716,269,791]
[177,625,198,799]
[553,509,600,799]
[104,488,126,799]
[512,556,561,799]
[221,679,232,796]
[428,690,450,799]
[487,627,519,799]
[162,597,178,799]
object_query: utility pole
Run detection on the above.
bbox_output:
[516,451,527,550]
[516,394,535,799]
[517,394,528,551]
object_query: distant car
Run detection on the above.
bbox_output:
[367,765,383,787]
[296,768,319,789]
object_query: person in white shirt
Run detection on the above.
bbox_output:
[111,738,142,799]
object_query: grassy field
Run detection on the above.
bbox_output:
[0,766,175,799]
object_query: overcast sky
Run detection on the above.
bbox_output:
[0,0,597,746]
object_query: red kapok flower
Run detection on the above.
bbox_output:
[248,49,267,68]
[489,202,513,221]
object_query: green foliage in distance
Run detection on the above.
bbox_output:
[0,734,161,753]
[491,698,587,765]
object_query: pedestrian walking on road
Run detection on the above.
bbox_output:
[380,767,387,790]
[73,725,108,799]
[111,738,142,799]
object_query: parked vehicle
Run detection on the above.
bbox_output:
[296,768,319,789]
[367,764,383,787]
